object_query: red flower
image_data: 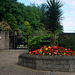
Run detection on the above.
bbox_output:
[54,52,57,55]
[68,51,71,53]
[40,54,42,56]
[42,49,44,52]
[49,49,52,52]
[45,52,47,54]
[41,47,44,49]
[67,54,70,56]
[56,46,60,49]
[36,52,39,55]
[65,50,67,53]
[44,46,47,48]
[60,51,63,52]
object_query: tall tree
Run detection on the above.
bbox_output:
[46,0,63,46]
[23,21,32,43]
[25,5,43,31]
[3,13,18,32]
[0,0,44,35]
[40,3,47,26]
[24,21,32,36]
[0,0,17,21]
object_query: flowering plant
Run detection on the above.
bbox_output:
[29,46,75,56]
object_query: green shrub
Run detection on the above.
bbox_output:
[28,35,51,51]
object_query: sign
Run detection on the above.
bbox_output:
[0,37,3,40]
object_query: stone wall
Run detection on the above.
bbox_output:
[5,31,9,49]
[19,53,75,72]
[0,31,9,49]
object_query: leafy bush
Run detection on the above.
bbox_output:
[28,35,51,51]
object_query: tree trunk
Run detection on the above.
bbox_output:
[50,32,56,46]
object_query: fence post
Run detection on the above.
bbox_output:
[14,32,17,49]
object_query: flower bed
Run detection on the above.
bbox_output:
[18,46,75,72]
[29,46,75,56]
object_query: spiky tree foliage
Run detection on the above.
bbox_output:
[46,0,63,46]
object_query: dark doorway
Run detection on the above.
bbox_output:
[9,32,28,49]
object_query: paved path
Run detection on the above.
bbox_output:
[0,49,75,75]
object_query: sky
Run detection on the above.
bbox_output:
[17,0,75,33]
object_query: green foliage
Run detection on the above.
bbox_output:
[28,28,60,51]
[25,5,43,31]
[40,3,47,26]
[3,13,18,32]
[0,0,43,34]
[57,35,75,50]
[45,0,63,46]
[0,0,64,50]
[46,0,63,32]
[24,21,32,36]
[28,34,51,51]
[32,29,48,37]
[0,0,18,21]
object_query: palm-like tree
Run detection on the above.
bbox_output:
[46,0,63,46]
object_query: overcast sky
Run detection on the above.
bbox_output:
[17,0,75,33]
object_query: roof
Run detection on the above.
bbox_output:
[59,33,75,35]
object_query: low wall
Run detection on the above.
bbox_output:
[19,53,75,72]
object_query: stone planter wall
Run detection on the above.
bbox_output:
[19,53,75,72]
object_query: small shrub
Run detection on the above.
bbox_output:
[28,35,51,51]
